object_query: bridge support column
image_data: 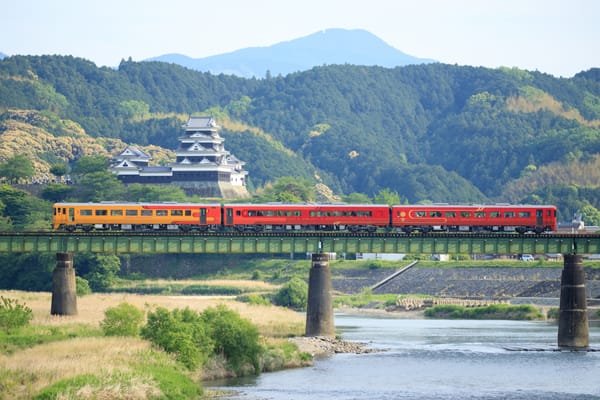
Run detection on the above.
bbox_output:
[51,252,77,316]
[305,253,335,337]
[558,254,588,349]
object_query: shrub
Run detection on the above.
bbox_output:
[273,277,308,310]
[101,302,144,337]
[141,307,213,370]
[0,296,33,332]
[236,293,272,306]
[202,305,263,375]
[76,276,92,295]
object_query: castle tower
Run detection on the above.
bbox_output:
[110,116,249,198]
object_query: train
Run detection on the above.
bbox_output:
[52,202,558,234]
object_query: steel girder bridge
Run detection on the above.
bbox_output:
[0,231,599,255]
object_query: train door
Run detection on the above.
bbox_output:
[68,208,74,222]
[200,208,207,225]
[536,209,543,226]
[226,208,234,225]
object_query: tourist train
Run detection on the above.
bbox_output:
[53,202,557,234]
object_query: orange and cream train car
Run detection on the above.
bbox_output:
[53,202,222,232]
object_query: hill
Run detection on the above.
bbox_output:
[1,55,599,222]
[146,28,435,78]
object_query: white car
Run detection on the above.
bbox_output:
[520,254,534,262]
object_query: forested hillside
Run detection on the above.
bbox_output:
[1,55,600,222]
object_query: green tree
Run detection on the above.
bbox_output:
[0,296,33,332]
[141,307,213,369]
[101,302,144,337]
[373,188,401,205]
[125,184,188,202]
[49,163,68,180]
[260,176,315,203]
[202,305,263,374]
[40,183,73,202]
[79,254,121,291]
[75,171,125,201]
[342,192,372,204]
[0,155,35,184]
[71,155,109,176]
[580,204,600,226]
[273,277,308,310]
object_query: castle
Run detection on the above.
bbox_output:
[110,116,250,198]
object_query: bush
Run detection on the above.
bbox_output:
[141,307,213,370]
[101,302,144,337]
[0,296,33,332]
[76,276,92,295]
[273,277,308,310]
[236,293,272,306]
[202,305,263,375]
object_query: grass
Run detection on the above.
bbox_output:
[0,289,306,399]
[424,304,545,320]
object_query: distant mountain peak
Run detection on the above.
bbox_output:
[146,28,435,78]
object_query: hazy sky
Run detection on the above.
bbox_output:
[2,0,598,77]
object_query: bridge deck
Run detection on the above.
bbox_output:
[0,232,598,254]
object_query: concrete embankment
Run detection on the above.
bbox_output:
[331,266,600,300]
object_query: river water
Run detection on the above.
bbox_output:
[210,313,600,400]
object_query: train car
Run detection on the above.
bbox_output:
[390,204,557,234]
[53,202,222,231]
[223,203,390,232]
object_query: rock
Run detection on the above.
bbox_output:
[288,336,377,356]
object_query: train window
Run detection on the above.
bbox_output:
[62,208,66,214]
[185,210,191,216]
[445,211,456,218]
[519,211,531,218]
[490,212,501,218]
[80,209,92,216]
[475,212,485,218]
[171,210,183,216]
[310,211,316,217]
[95,210,108,216]
[265,210,275,216]
[504,211,515,218]
[547,210,552,217]
[156,210,168,216]
[460,211,471,218]
[415,211,426,217]
[430,211,442,217]
[110,210,123,216]
[141,210,153,216]
[236,210,242,216]
[295,211,302,216]
[126,210,138,216]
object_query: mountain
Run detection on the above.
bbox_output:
[0,52,6,60]
[1,55,600,221]
[146,28,435,78]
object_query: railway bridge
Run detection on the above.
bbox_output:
[1,231,598,349]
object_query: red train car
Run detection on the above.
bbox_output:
[391,204,557,234]
[223,203,390,232]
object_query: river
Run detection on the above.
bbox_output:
[210,313,600,400]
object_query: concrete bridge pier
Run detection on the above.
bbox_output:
[51,252,78,316]
[305,253,335,337]
[558,254,588,349]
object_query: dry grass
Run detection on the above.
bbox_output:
[0,337,162,399]
[0,289,306,398]
[1,289,305,336]
[119,278,281,291]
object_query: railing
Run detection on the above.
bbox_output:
[0,231,599,254]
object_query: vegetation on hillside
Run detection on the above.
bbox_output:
[1,56,599,220]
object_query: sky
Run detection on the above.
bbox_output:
[1,0,599,77]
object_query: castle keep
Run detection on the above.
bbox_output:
[110,116,249,198]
